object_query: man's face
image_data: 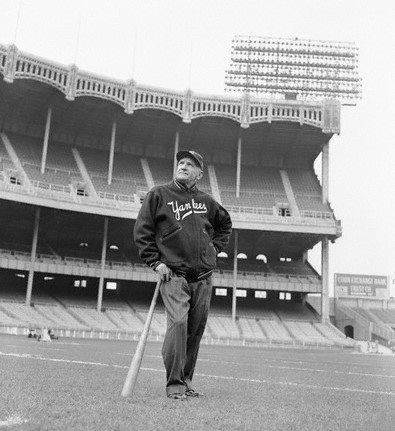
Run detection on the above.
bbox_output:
[175,157,202,186]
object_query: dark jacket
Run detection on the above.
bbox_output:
[134,180,232,281]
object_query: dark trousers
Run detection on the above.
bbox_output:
[160,275,212,395]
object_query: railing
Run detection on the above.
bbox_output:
[229,207,338,227]
[0,177,339,227]
[218,269,320,282]
[24,162,80,177]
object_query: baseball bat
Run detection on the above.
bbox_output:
[121,277,162,397]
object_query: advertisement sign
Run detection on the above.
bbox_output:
[335,273,389,299]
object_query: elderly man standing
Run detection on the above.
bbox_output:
[134,150,232,400]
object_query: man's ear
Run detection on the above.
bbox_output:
[197,169,203,180]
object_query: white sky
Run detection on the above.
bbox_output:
[0,0,394,295]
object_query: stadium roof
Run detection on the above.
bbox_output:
[0,77,332,167]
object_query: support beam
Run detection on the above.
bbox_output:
[321,237,329,322]
[232,230,239,321]
[26,207,40,306]
[97,216,109,312]
[173,129,179,177]
[108,121,116,185]
[41,107,52,174]
[236,136,242,198]
[322,143,329,204]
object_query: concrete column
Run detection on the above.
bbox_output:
[41,107,52,174]
[232,230,239,321]
[322,143,329,204]
[173,129,180,177]
[321,237,329,322]
[236,136,242,198]
[97,216,109,312]
[108,122,116,185]
[26,207,41,306]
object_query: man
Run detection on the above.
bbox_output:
[134,150,232,400]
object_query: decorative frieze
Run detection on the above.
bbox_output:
[0,44,341,134]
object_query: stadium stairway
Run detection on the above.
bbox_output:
[71,148,98,198]
[280,170,300,216]
[141,158,155,189]
[0,133,31,188]
[207,165,222,203]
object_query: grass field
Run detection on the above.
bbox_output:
[0,334,394,431]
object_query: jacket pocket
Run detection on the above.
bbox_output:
[159,225,186,265]
[161,225,182,242]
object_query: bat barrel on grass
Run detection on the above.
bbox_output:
[121,278,162,397]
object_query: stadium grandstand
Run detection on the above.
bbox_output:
[0,42,358,349]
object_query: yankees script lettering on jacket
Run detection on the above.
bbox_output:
[134,180,232,281]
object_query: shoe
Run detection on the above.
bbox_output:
[185,389,203,397]
[167,393,188,401]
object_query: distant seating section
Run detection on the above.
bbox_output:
[370,309,395,326]
[355,308,395,327]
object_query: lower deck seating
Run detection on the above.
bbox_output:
[238,318,266,340]
[283,321,330,344]
[104,309,144,332]
[208,316,240,339]
[0,299,353,347]
[68,307,119,331]
[260,320,293,341]
[0,302,57,327]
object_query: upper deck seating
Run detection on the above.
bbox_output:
[286,169,331,213]
[148,157,173,185]
[78,147,147,196]
[7,133,82,187]
[216,163,288,209]
[8,133,79,172]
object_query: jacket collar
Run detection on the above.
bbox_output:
[173,179,198,192]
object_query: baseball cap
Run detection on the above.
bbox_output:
[176,150,204,171]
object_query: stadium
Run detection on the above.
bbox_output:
[0,38,394,429]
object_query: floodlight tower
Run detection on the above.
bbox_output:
[225,36,362,104]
